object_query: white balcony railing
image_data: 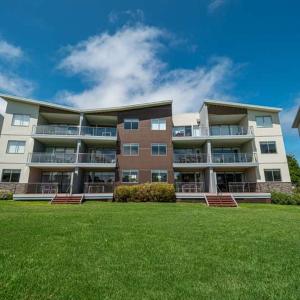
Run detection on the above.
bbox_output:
[28,153,77,164]
[84,182,115,193]
[175,182,205,193]
[77,153,116,164]
[211,153,256,163]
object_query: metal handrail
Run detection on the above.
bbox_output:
[209,126,253,136]
[211,153,256,163]
[172,126,208,137]
[173,153,207,163]
[228,182,259,193]
[28,152,77,164]
[174,182,205,193]
[77,153,116,164]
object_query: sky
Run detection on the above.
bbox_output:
[0,0,299,160]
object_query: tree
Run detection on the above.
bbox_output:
[287,155,300,188]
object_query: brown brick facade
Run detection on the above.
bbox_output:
[116,104,173,184]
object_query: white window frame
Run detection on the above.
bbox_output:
[122,170,139,183]
[260,141,277,154]
[124,118,139,130]
[151,170,168,182]
[151,118,166,130]
[256,116,273,128]
[123,143,139,156]
[264,169,282,182]
[6,141,26,154]
[12,114,30,127]
[151,143,167,156]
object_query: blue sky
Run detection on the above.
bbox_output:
[0,0,299,160]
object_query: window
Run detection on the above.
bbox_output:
[122,170,139,183]
[151,170,168,182]
[6,141,25,154]
[256,116,273,128]
[151,118,166,130]
[1,169,21,182]
[260,141,277,154]
[124,119,139,130]
[123,143,139,155]
[151,143,167,156]
[264,169,282,182]
[12,114,30,127]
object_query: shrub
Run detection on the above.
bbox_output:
[114,183,175,202]
[0,191,13,200]
[271,191,300,205]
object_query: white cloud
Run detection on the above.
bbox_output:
[280,97,300,132]
[0,72,34,96]
[208,0,228,13]
[0,40,23,61]
[108,9,144,24]
[58,25,235,113]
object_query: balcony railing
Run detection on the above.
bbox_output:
[173,125,253,137]
[173,153,207,164]
[28,153,77,164]
[32,125,80,136]
[84,182,115,193]
[80,127,117,137]
[24,183,59,194]
[211,153,256,163]
[175,182,205,193]
[32,125,117,137]
[209,126,253,136]
[77,153,116,164]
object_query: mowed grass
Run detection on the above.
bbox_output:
[0,201,299,300]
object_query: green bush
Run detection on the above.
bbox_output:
[271,191,300,205]
[0,191,13,200]
[114,183,175,202]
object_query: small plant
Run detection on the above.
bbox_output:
[0,191,13,200]
[114,183,176,202]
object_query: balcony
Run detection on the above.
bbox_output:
[209,125,253,136]
[28,152,77,166]
[175,182,205,193]
[84,182,114,193]
[173,153,208,168]
[32,125,80,136]
[77,153,116,167]
[211,153,258,167]
[80,126,116,137]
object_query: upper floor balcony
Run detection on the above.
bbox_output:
[172,125,254,144]
[28,152,77,166]
[32,125,117,143]
[77,153,116,168]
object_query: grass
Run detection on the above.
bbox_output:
[0,201,299,300]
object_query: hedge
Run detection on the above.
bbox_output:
[271,191,300,205]
[114,183,176,202]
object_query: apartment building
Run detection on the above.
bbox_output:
[292,107,300,135]
[0,94,292,202]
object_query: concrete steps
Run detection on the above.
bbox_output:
[205,194,238,207]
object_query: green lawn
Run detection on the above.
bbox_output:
[0,201,299,300]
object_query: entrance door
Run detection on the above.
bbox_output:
[216,172,243,192]
[42,171,72,193]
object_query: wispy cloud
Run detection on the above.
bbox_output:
[58,24,236,113]
[108,9,144,24]
[0,40,23,61]
[0,39,34,96]
[208,0,228,13]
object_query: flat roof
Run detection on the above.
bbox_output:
[292,107,300,128]
[0,93,172,113]
[202,99,282,112]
